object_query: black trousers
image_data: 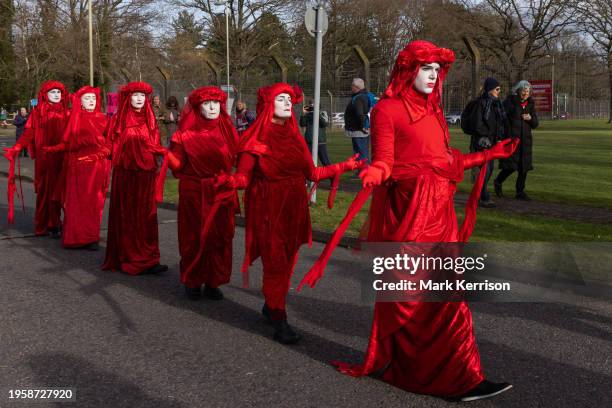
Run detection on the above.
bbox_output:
[307,142,331,166]
[495,168,527,194]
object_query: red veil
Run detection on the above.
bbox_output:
[110,81,157,143]
[237,83,304,156]
[63,86,102,140]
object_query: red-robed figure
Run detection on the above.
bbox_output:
[166,86,238,300]
[225,83,363,344]
[299,41,518,402]
[102,82,168,275]
[43,86,111,249]
[3,81,70,236]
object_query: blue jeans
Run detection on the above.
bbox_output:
[351,136,370,163]
[480,160,494,201]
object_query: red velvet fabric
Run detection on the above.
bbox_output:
[60,86,110,247]
[15,81,70,235]
[301,41,486,397]
[102,82,162,275]
[170,86,239,289]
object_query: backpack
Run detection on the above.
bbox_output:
[352,92,378,129]
[460,98,480,135]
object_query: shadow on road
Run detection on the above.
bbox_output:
[27,352,186,408]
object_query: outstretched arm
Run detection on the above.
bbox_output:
[462,138,519,169]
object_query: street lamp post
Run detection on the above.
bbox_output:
[215,0,231,91]
[87,0,94,86]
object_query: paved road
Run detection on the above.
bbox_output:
[0,175,611,407]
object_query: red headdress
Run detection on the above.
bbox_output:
[384,40,455,110]
[34,80,70,123]
[179,86,230,132]
[111,81,157,141]
[238,83,303,155]
[63,86,103,144]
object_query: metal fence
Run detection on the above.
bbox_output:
[111,47,610,123]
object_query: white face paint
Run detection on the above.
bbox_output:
[413,63,440,95]
[273,93,292,118]
[80,93,97,112]
[47,88,62,104]
[130,92,146,110]
[201,100,221,120]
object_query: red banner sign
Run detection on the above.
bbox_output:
[530,80,552,112]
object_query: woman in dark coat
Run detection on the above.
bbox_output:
[494,80,539,200]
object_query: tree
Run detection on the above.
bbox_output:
[575,0,612,123]
[460,0,576,85]
[0,0,16,106]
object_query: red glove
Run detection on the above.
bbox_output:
[3,145,22,160]
[360,161,389,188]
[166,151,182,171]
[463,138,520,169]
[214,173,249,190]
[489,138,519,160]
[340,153,366,172]
[42,144,65,154]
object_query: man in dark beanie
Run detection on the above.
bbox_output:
[470,77,507,208]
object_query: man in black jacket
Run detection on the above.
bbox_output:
[300,101,331,166]
[344,78,370,174]
[470,77,507,208]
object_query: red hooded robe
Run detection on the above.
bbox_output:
[102,82,164,275]
[51,86,110,247]
[168,86,239,289]
[13,80,70,235]
[332,41,485,397]
[236,83,357,318]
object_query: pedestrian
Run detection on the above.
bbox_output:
[13,107,29,157]
[152,94,169,145]
[222,83,362,344]
[166,86,239,300]
[299,100,331,166]
[3,81,70,236]
[0,107,8,128]
[235,100,255,134]
[102,82,168,276]
[163,96,180,145]
[470,77,507,208]
[494,80,539,200]
[344,78,371,172]
[42,86,110,249]
[300,40,518,402]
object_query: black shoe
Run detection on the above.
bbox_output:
[515,192,531,201]
[494,181,503,198]
[185,286,201,300]
[272,320,301,345]
[262,304,272,322]
[453,380,513,402]
[49,227,61,239]
[142,264,168,275]
[203,285,224,300]
[479,199,496,208]
[83,242,99,251]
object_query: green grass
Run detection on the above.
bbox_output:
[162,119,612,242]
[307,189,612,242]
[325,119,612,209]
[163,183,612,242]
